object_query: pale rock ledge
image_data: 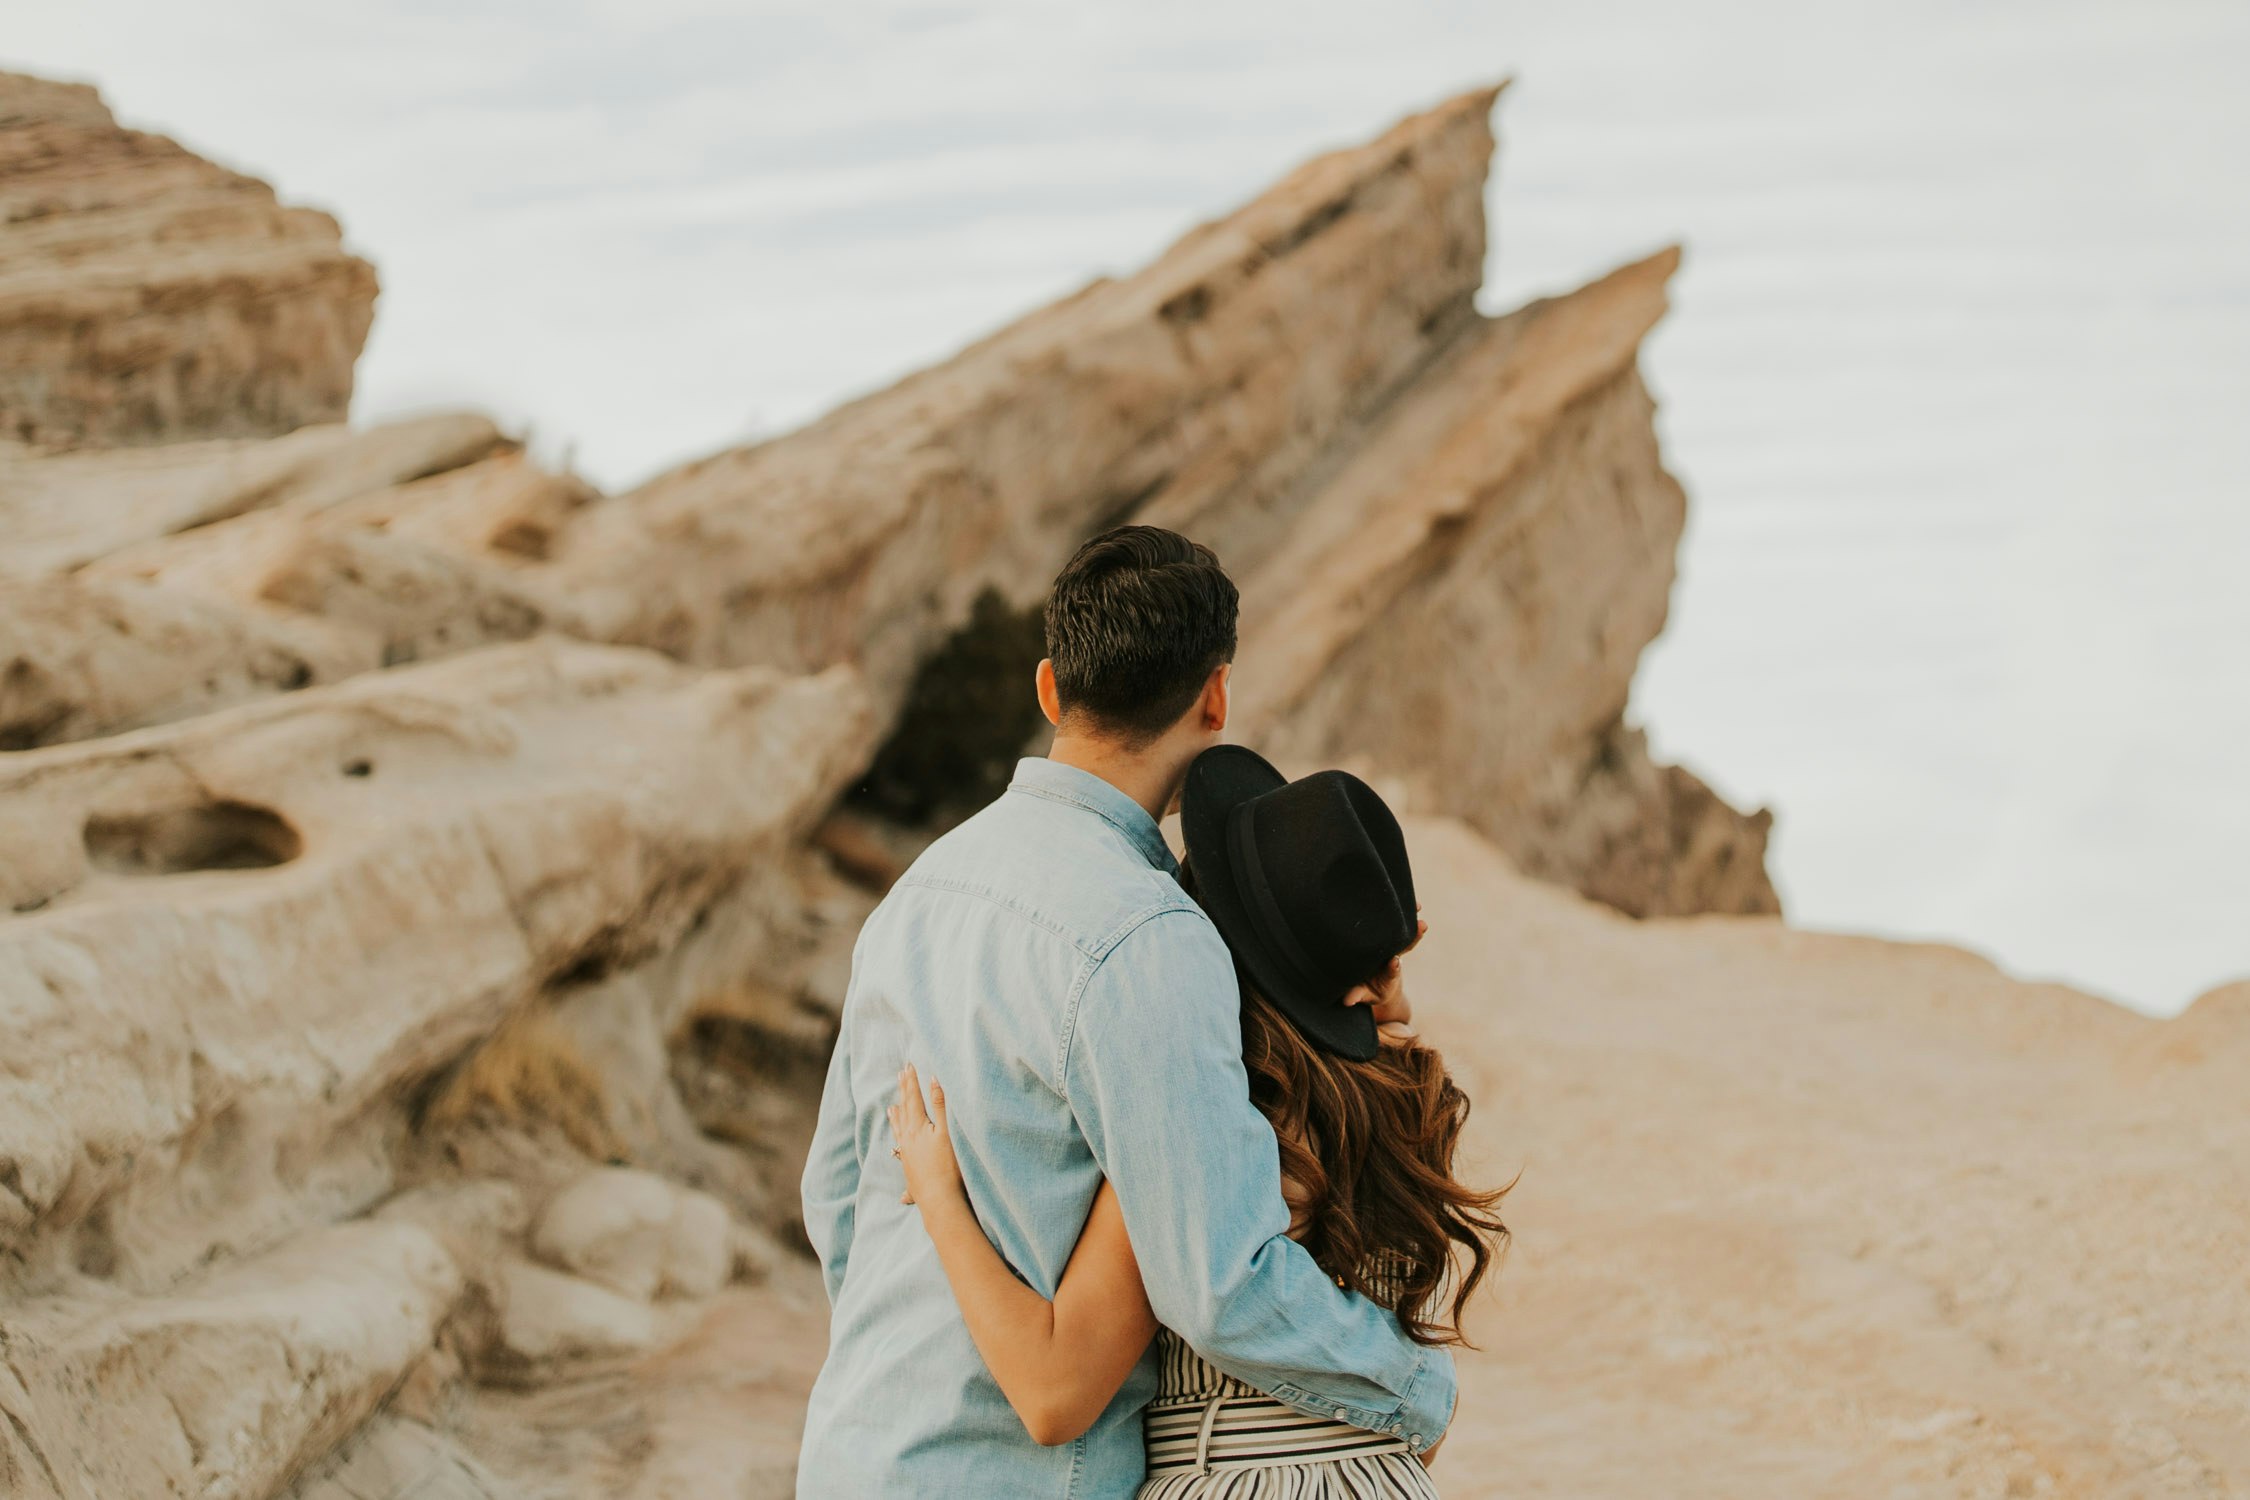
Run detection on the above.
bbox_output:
[0,71,379,447]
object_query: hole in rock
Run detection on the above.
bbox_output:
[553,950,614,988]
[488,520,552,559]
[84,800,303,875]
[1,657,71,750]
[1159,283,1211,326]
[848,587,1049,828]
[73,1203,118,1278]
[341,758,374,778]
[185,1099,251,1183]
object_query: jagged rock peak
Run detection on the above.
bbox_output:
[0,69,378,447]
[561,84,1514,726]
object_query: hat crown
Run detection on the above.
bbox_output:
[1180,746,1417,1062]
[1243,772,1415,985]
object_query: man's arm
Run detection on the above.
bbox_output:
[802,988,862,1305]
[1063,909,1456,1454]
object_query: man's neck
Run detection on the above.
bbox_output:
[1045,731,1192,824]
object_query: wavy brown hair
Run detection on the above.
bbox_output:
[1180,861,1509,1343]
[1235,987,1510,1345]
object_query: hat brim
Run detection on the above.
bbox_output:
[1180,746,1381,1062]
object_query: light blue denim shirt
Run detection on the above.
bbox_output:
[798,758,1456,1498]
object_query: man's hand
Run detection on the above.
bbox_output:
[1343,910,1427,1046]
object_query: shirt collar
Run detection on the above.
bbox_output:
[1007,757,1178,874]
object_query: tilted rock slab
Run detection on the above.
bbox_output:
[4,88,1503,757]
[0,411,505,580]
[2,81,1776,916]
[0,428,574,750]
[0,71,378,447]
[282,1262,835,1500]
[0,638,873,1296]
[559,82,1771,917]
[1222,250,1779,916]
[550,86,1506,728]
[0,572,367,751]
[0,1220,461,1500]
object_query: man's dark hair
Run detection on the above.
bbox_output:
[1044,525,1238,745]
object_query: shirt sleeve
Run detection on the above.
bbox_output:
[801,961,863,1306]
[1063,907,1457,1452]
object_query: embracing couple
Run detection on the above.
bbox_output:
[799,526,1508,1497]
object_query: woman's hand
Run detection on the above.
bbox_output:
[1344,909,1428,1047]
[888,1062,964,1208]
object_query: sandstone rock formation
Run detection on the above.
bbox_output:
[0,640,870,1281]
[0,411,504,579]
[9,66,2226,1500]
[0,413,515,748]
[0,640,873,1498]
[1217,249,1776,915]
[0,71,378,448]
[550,87,1503,725]
[0,77,1770,918]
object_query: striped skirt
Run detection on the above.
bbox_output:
[1137,1332,1440,1498]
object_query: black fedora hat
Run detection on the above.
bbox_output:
[1181,745,1418,1062]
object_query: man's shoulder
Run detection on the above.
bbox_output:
[887,793,1204,959]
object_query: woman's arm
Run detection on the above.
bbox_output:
[889,1064,1158,1446]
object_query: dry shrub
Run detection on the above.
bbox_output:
[424,1007,625,1161]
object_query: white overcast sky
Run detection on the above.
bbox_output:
[8,0,2248,1013]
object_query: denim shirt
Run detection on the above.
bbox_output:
[798,758,1455,1498]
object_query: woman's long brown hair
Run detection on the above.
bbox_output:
[1236,987,1511,1345]
[1183,853,1511,1345]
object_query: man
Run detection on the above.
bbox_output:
[799,526,1455,1496]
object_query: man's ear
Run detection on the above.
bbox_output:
[1203,663,1232,732]
[1035,659,1063,728]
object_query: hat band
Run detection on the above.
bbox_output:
[1225,802,1334,1002]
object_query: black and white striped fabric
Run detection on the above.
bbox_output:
[1138,1330,1440,1497]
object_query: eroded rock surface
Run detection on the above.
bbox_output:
[1225,251,1777,915]
[1,1221,462,1500]
[0,71,378,447]
[0,639,873,1295]
[0,433,595,749]
[0,412,505,579]
[0,77,1770,922]
[551,87,1506,730]
[10,67,2213,1500]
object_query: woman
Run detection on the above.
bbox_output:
[888,746,1509,1495]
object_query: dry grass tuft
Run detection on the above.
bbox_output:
[424,1007,626,1161]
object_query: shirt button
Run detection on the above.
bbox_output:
[1333,1406,1350,1421]
[1409,1434,1424,1448]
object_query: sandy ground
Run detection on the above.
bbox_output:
[1406,818,2247,1499]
